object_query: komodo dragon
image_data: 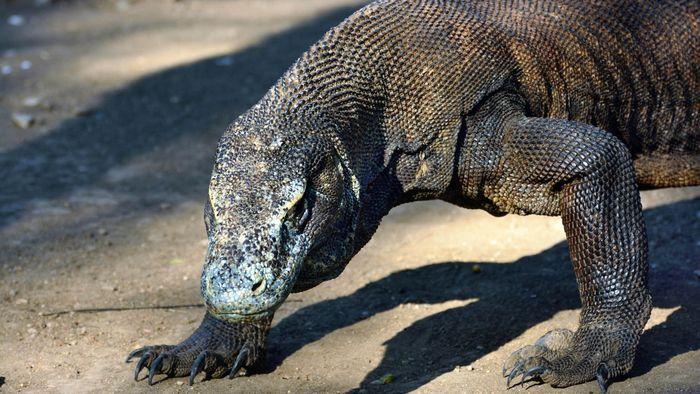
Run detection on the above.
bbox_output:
[126,0,699,391]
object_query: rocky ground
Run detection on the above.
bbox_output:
[1,1,698,393]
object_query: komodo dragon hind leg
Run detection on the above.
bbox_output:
[467,114,652,390]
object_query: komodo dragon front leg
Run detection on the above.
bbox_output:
[457,95,652,391]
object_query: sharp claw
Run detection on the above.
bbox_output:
[519,366,545,386]
[190,352,207,386]
[506,360,524,388]
[134,352,152,381]
[126,347,147,363]
[502,364,508,377]
[596,363,609,394]
[229,347,250,379]
[148,354,166,386]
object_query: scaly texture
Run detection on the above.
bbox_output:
[129,0,699,390]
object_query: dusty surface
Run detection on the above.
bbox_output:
[0,1,698,393]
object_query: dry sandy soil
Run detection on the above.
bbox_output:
[0,1,698,393]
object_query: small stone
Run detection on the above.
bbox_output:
[471,264,482,274]
[2,65,12,75]
[466,365,474,371]
[176,381,184,386]
[15,298,28,305]
[27,328,38,336]
[23,96,42,107]
[12,112,35,129]
[8,15,26,26]
[20,60,32,70]
[370,373,395,385]
[98,228,108,236]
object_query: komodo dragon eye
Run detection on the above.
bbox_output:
[286,190,312,233]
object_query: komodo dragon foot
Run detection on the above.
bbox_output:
[126,312,272,385]
[503,324,644,393]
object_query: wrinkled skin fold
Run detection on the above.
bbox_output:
[128,0,698,390]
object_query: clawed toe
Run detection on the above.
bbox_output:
[125,347,146,364]
[229,346,250,379]
[187,350,230,385]
[148,353,172,385]
[133,352,151,381]
[128,345,174,382]
[189,352,209,386]
[505,358,548,388]
[596,363,609,394]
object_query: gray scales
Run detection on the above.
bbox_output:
[126,0,700,391]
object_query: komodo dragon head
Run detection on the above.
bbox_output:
[200,112,360,322]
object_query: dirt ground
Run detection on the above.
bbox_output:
[0,1,698,393]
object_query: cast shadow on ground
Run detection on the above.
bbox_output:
[0,5,362,229]
[267,198,699,392]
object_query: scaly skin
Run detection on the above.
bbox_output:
[128,0,699,390]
